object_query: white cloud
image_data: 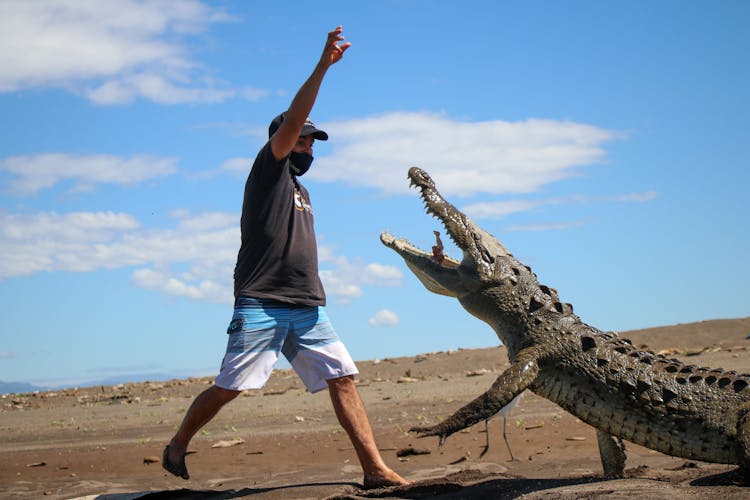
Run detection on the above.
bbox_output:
[85,74,251,105]
[463,199,544,219]
[505,221,586,232]
[0,209,400,305]
[311,112,618,196]
[463,191,658,220]
[132,267,228,303]
[611,191,658,203]
[219,157,253,177]
[0,0,265,104]
[0,153,178,195]
[0,211,141,276]
[319,255,402,303]
[368,309,399,328]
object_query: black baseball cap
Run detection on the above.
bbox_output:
[268,112,328,140]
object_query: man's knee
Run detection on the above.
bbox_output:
[211,385,241,403]
[327,374,356,390]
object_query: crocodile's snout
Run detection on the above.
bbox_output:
[408,166,434,189]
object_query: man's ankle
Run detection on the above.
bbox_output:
[168,439,187,455]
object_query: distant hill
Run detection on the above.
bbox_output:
[0,372,183,395]
[0,380,50,395]
[69,372,185,389]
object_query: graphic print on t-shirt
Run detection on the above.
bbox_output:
[294,188,312,213]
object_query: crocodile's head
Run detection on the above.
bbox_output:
[381,167,513,301]
[382,167,571,352]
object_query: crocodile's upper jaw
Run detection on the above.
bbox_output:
[380,166,510,298]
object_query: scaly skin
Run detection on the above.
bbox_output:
[381,167,750,480]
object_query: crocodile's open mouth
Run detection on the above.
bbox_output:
[379,168,466,297]
[380,167,461,266]
[380,167,511,297]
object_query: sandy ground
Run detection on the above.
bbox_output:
[2,317,750,499]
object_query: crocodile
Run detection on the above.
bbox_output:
[380,166,750,480]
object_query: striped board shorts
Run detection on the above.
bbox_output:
[214,297,358,393]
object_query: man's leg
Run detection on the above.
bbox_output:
[164,385,239,478]
[327,375,408,488]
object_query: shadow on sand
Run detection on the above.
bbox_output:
[93,480,360,499]
[90,467,748,500]
[95,475,604,499]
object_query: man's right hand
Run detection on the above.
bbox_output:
[319,25,351,69]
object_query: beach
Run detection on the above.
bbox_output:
[2,317,750,499]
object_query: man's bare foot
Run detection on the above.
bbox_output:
[363,469,410,490]
[162,444,189,480]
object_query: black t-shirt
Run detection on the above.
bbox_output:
[232,142,326,306]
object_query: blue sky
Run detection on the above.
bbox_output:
[1,1,748,388]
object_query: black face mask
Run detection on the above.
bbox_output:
[289,152,313,176]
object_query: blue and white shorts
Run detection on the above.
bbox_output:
[215,297,358,393]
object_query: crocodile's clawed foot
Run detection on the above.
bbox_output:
[410,425,449,446]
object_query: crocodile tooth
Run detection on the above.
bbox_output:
[651,392,664,404]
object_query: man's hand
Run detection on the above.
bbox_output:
[319,25,351,68]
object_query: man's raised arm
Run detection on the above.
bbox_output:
[271,26,351,160]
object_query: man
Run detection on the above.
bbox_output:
[162,26,408,489]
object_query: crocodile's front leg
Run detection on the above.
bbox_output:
[596,429,626,478]
[738,404,750,483]
[412,346,543,446]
